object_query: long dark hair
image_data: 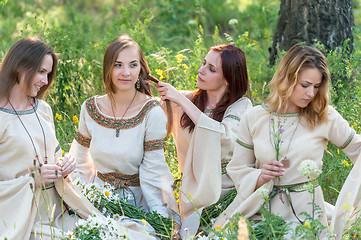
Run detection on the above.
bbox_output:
[180,44,249,131]
[0,36,58,99]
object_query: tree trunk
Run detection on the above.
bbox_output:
[269,0,354,66]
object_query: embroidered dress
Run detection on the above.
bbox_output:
[70,96,180,222]
[170,91,252,233]
[0,99,154,240]
[215,104,361,237]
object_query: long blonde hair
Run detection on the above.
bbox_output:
[266,44,329,128]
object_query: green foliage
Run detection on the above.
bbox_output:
[2,0,361,238]
[0,0,7,13]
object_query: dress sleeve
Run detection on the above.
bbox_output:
[327,106,361,162]
[227,107,263,201]
[139,105,180,223]
[199,97,253,161]
[179,98,253,219]
[0,176,38,240]
[70,101,97,183]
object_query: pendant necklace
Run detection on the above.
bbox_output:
[8,97,48,166]
[110,91,137,137]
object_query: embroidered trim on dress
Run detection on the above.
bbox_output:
[0,99,39,115]
[75,131,91,148]
[339,130,355,149]
[86,97,159,130]
[144,139,164,151]
[97,172,140,188]
[236,138,254,150]
[224,114,240,121]
[221,161,229,174]
[261,103,299,118]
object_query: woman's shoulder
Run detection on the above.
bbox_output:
[229,97,253,109]
[36,99,53,117]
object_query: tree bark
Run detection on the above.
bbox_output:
[269,0,354,66]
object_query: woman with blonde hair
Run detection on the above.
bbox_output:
[215,44,361,238]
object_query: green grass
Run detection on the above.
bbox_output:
[1,0,361,238]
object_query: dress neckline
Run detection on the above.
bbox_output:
[261,103,299,118]
[0,99,39,115]
[94,95,153,119]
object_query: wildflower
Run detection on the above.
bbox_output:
[216,204,221,210]
[181,63,188,69]
[105,191,110,197]
[155,69,166,80]
[304,221,311,228]
[175,54,186,64]
[298,159,322,178]
[184,227,189,232]
[215,225,221,231]
[73,115,79,124]
[55,113,62,121]
[228,18,239,26]
[141,218,147,226]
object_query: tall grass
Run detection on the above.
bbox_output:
[1,0,361,238]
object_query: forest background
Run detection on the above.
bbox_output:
[1,0,361,238]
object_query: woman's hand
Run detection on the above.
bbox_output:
[57,153,76,177]
[156,82,184,104]
[256,159,285,189]
[35,164,62,187]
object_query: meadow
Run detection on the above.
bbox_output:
[1,0,361,238]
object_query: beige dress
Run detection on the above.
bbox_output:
[216,104,361,237]
[0,99,154,240]
[70,96,180,223]
[169,91,252,235]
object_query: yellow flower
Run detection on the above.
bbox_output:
[181,64,188,69]
[62,150,65,155]
[141,218,147,226]
[155,69,166,80]
[105,191,110,197]
[304,221,310,228]
[337,149,340,154]
[175,54,186,64]
[73,115,79,124]
[215,225,221,230]
[55,113,62,121]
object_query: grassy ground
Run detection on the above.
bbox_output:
[1,0,361,238]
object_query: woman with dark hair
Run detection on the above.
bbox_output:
[70,35,180,225]
[0,36,155,240]
[216,44,361,238]
[156,44,252,236]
